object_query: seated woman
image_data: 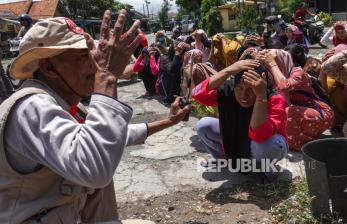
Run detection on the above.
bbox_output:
[192,59,288,179]
[132,47,160,95]
[320,44,347,128]
[320,21,347,47]
[181,49,203,96]
[285,25,309,54]
[210,33,241,71]
[191,29,211,63]
[260,44,334,151]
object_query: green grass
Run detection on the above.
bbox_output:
[268,178,344,224]
[191,100,218,118]
[270,178,318,223]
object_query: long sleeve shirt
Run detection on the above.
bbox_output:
[132,55,160,76]
[4,93,148,189]
[191,78,287,142]
[320,25,347,46]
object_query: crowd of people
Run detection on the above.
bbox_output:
[133,12,347,156]
[0,4,347,223]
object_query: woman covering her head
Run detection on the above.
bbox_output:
[192,59,288,181]
[181,49,204,96]
[320,44,347,128]
[320,21,347,46]
[210,33,241,71]
[285,25,309,54]
[258,48,334,151]
[191,29,211,62]
[285,44,307,68]
[132,47,160,95]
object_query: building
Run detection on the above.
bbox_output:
[0,0,70,20]
[219,0,265,32]
[309,0,347,20]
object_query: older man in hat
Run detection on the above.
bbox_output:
[0,10,189,224]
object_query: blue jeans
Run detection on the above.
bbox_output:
[196,117,288,161]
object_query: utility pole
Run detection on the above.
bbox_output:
[143,1,146,16]
[144,0,150,18]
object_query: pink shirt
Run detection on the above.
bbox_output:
[132,55,160,76]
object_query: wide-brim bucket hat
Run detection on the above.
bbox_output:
[10,17,88,80]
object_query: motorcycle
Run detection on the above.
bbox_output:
[303,15,326,48]
[9,37,22,57]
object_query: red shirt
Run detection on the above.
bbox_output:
[192,78,288,142]
[294,9,310,25]
[333,35,347,46]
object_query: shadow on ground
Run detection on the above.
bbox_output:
[201,164,293,210]
[190,135,206,153]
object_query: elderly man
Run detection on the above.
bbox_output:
[0,10,189,224]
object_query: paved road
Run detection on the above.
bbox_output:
[113,42,332,202]
[114,80,305,203]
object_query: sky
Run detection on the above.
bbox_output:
[119,0,178,14]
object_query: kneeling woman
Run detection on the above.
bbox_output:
[192,60,288,174]
[133,47,160,95]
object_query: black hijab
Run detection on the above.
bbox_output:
[217,63,276,161]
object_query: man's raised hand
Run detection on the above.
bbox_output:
[86,9,141,78]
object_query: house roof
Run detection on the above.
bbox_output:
[29,0,60,19]
[0,0,32,18]
[0,0,69,19]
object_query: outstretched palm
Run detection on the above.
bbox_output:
[85,9,141,77]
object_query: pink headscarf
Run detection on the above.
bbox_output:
[183,49,203,67]
[333,44,347,54]
[270,49,294,78]
[286,24,299,33]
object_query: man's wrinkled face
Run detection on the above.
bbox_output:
[49,49,97,97]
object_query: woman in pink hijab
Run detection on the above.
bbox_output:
[285,24,309,54]
[191,29,211,62]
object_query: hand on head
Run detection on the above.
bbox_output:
[322,49,335,62]
[226,59,260,75]
[175,42,191,55]
[256,50,277,68]
[84,9,141,78]
[244,34,264,47]
[243,70,267,98]
[239,47,258,60]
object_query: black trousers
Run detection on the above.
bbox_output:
[140,72,157,95]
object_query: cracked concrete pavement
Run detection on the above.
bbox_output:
[113,80,306,203]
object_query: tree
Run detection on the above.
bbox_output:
[199,0,224,36]
[278,0,302,21]
[176,6,192,20]
[63,0,115,19]
[236,5,263,32]
[175,0,201,15]
[113,2,135,29]
[159,0,170,29]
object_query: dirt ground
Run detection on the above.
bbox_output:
[118,186,273,224]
